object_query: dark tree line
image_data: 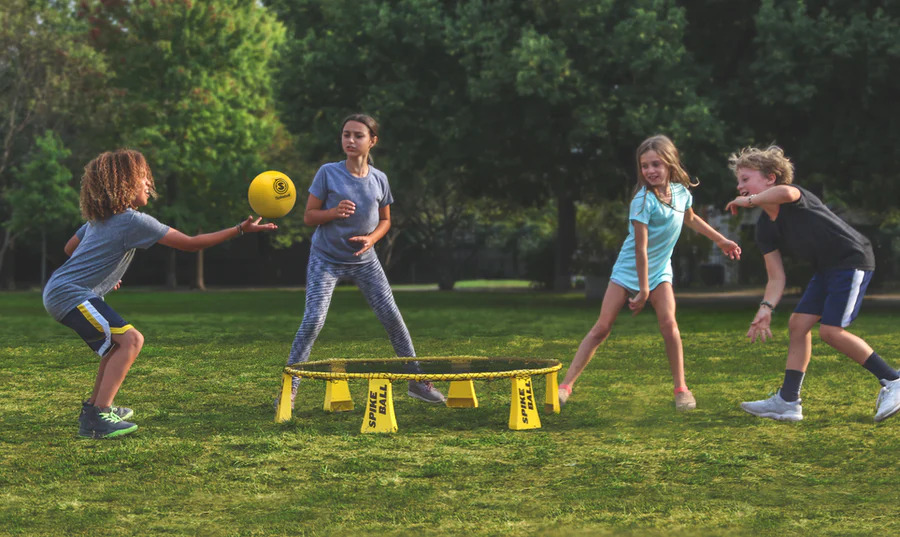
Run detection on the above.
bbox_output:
[2,0,899,289]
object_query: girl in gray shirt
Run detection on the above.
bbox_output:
[279,114,445,408]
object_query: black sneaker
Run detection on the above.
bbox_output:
[81,400,133,421]
[78,405,138,439]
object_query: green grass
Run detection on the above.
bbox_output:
[2,289,900,536]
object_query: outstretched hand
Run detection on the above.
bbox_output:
[718,239,742,260]
[241,216,278,233]
[725,196,753,216]
[747,309,773,343]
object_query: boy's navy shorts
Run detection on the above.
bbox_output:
[60,298,134,357]
[794,269,873,328]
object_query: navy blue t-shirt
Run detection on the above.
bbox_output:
[755,185,874,271]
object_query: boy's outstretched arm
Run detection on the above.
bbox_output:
[158,216,277,252]
[683,208,741,260]
[726,185,800,215]
[747,250,786,343]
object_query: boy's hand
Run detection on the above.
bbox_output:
[747,308,773,343]
[725,196,753,216]
[112,280,122,291]
[241,216,278,233]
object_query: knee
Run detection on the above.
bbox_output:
[118,329,144,354]
[788,315,813,337]
[658,318,680,340]
[818,324,842,344]
[300,315,327,334]
[585,323,611,346]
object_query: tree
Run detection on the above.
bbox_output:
[5,130,80,286]
[81,0,287,289]
[272,0,724,290]
[0,0,109,287]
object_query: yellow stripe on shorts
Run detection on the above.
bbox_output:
[77,303,104,333]
[110,324,134,335]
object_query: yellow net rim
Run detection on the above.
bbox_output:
[283,356,562,381]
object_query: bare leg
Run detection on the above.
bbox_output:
[88,352,113,405]
[785,313,818,372]
[818,324,875,365]
[93,329,143,408]
[648,283,685,389]
[560,282,628,388]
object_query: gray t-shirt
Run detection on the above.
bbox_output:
[308,161,393,264]
[43,209,170,320]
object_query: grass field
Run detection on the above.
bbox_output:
[2,288,900,536]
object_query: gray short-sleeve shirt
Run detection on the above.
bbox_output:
[43,209,170,320]
[308,161,393,264]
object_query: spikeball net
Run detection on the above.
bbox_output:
[277,357,564,433]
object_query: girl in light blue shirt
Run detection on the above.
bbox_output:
[558,135,742,411]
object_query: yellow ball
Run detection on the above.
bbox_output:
[248,170,296,218]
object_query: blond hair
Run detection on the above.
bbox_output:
[728,145,794,185]
[80,149,156,221]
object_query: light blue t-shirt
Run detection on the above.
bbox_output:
[609,184,692,292]
[43,209,170,321]
[308,161,393,264]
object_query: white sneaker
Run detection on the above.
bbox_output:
[874,378,900,422]
[740,390,803,421]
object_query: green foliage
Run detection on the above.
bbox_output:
[573,199,629,275]
[81,0,288,233]
[7,130,79,236]
[0,0,110,179]
[3,290,900,535]
[729,0,900,211]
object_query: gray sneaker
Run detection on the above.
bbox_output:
[78,405,138,439]
[875,378,900,422]
[740,390,803,421]
[407,380,446,403]
[82,400,133,421]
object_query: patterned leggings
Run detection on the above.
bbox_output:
[286,251,415,388]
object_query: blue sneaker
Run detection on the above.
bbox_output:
[78,405,138,439]
[82,400,133,421]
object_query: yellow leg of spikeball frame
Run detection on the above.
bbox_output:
[509,376,541,430]
[275,373,294,423]
[324,380,354,412]
[545,371,560,414]
[446,380,478,408]
[361,379,398,434]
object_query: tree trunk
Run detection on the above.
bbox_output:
[166,249,178,289]
[553,193,576,291]
[3,236,16,290]
[194,249,206,290]
[0,228,12,285]
[41,230,47,288]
